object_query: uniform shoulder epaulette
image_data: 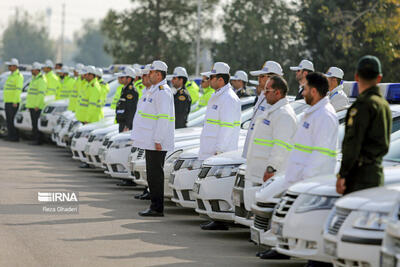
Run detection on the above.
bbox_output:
[129,85,133,90]
[159,85,164,90]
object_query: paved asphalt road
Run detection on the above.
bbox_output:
[0,139,306,267]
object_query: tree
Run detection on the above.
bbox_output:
[212,0,302,93]
[101,0,218,73]
[73,20,113,67]
[1,9,55,64]
[296,0,400,82]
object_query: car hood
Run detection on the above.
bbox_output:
[289,164,400,198]
[77,117,115,132]
[91,124,119,136]
[175,138,201,150]
[45,98,68,107]
[203,149,246,166]
[335,184,400,212]
[110,131,132,142]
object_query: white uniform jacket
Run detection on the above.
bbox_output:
[284,96,338,185]
[242,94,270,157]
[245,98,297,183]
[198,84,241,160]
[131,79,175,151]
[328,84,349,111]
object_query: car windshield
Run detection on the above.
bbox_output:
[384,138,400,163]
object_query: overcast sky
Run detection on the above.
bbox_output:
[0,0,132,40]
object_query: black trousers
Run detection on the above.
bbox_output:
[145,149,167,212]
[5,103,19,140]
[29,108,42,142]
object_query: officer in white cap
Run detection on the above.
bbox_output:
[197,62,241,230]
[131,60,175,217]
[116,67,139,133]
[42,59,61,96]
[230,70,250,98]
[325,66,349,111]
[169,66,192,128]
[290,59,314,100]
[3,58,23,141]
[243,61,284,157]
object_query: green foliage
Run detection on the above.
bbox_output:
[73,20,113,67]
[212,0,303,93]
[101,0,218,73]
[1,9,55,63]
[297,0,400,82]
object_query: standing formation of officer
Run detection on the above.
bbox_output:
[325,66,349,111]
[131,60,175,217]
[230,70,250,98]
[115,67,139,133]
[170,66,192,129]
[290,59,314,100]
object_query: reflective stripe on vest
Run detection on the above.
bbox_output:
[253,138,293,151]
[138,111,174,121]
[206,119,240,128]
[294,143,337,157]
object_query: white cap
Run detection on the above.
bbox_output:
[167,66,188,80]
[122,67,137,79]
[115,72,124,78]
[31,62,42,70]
[5,58,19,66]
[141,64,151,75]
[325,67,344,79]
[78,66,87,75]
[75,63,84,71]
[150,60,168,72]
[250,61,283,76]
[43,59,54,68]
[290,59,314,72]
[95,67,103,77]
[132,63,141,70]
[201,62,230,77]
[61,66,70,74]
[231,70,248,82]
[83,65,97,75]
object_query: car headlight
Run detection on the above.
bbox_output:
[165,149,183,164]
[82,131,91,138]
[352,211,388,231]
[187,159,203,170]
[295,194,338,213]
[94,133,107,141]
[211,165,240,179]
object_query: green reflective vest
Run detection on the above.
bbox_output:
[75,79,89,122]
[68,77,82,112]
[199,86,214,107]
[87,79,103,123]
[56,75,75,100]
[111,84,123,109]
[26,73,47,109]
[3,69,24,103]
[134,79,145,99]
[186,80,200,104]
[99,78,110,106]
[45,70,61,96]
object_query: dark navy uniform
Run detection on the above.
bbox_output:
[235,87,250,98]
[116,80,139,132]
[174,87,191,129]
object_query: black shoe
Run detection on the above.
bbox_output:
[139,191,150,200]
[29,141,42,146]
[200,221,213,227]
[305,261,333,267]
[259,249,290,260]
[116,180,137,186]
[79,162,90,168]
[138,208,164,217]
[200,221,229,230]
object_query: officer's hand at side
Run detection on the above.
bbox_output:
[336,176,346,194]
[34,107,39,111]
[155,143,162,151]
[123,127,129,132]
[13,103,17,108]
[263,171,274,182]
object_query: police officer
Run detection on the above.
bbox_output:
[3,58,24,142]
[325,66,349,111]
[111,73,125,110]
[26,62,47,145]
[42,59,61,96]
[290,59,314,100]
[198,75,214,107]
[131,60,175,217]
[198,62,241,230]
[56,66,75,100]
[185,79,200,105]
[337,56,392,195]
[68,63,84,112]
[230,70,250,98]
[116,67,139,133]
[169,67,192,128]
